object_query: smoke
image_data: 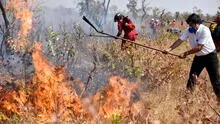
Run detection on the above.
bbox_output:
[35,6,116,94]
[31,1,149,95]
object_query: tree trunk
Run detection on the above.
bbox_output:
[0,0,10,59]
[85,0,89,12]
[104,0,110,24]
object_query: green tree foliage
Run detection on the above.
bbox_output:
[45,23,83,64]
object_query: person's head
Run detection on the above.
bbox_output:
[186,13,202,33]
[213,15,220,23]
[114,13,124,22]
[186,13,202,26]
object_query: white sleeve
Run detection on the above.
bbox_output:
[180,29,189,41]
[197,28,209,45]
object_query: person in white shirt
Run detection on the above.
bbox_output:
[165,13,220,102]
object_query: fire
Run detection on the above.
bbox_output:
[0,45,141,122]
[93,76,138,120]
[0,88,28,116]
[6,0,33,51]
[7,0,33,36]
[31,45,141,121]
[0,0,143,122]
[16,7,33,36]
[30,43,88,122]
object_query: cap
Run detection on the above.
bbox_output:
[213,16,220,22]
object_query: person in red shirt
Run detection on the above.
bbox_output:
[114,13,138,50]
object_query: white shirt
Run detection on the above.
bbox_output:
[180,24,216,56]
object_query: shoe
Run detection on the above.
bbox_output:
[186,74,197,91]
[217,96,220,102]
[186,82,195,91]
[192,74,197,82]
[217,97,220,106]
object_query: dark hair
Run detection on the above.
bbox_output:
[114,13,124,22]
[186,13,202,24]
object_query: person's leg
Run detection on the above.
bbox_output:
[187,56,205,91]
[205,53,220,100]
[121,40,126,51]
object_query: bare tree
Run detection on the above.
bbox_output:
[152,7,161,19]
[127,0,138,19]
[78,0,108,28]
[217,6,220,15]
[140,0,151,24]
[193,6,203,17]
[0,0,10,59]
[159,9,166,26]
[85,0,89,12]
[102,0,111,24]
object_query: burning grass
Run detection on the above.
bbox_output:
[0,35,219,123]
[1,32,219,123]
[0,1,219,122]
[0,43,143,123]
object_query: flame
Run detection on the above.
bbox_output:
[93,76,138,120]
[31,43,88,121]
[0,87,28,116]
[0,0,142,122]
[0,46,141,122]
[6,0,33,51]
[7,0,32,36]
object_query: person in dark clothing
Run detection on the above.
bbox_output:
[114,13,138,50]
[165,13,220,102]
[210,15,220,52]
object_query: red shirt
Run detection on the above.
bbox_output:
[117,17,138,41]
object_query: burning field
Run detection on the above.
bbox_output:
[0,1,144,123]
[0,42,143,123]
[0,0,219,123]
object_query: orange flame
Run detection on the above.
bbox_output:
[0,45,142,121]
[6,0,33,51]
[31,43,88,122]
[93,76,138,119]
[0,1,142,122]
[7,0,32,37]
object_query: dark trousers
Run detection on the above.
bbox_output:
[187,51,220,97]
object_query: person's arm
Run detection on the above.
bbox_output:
[125,23,135,30]
[124,18,135,30]
[116,31,122,37]
[179,44,204,58]
[166,39,184,52]
[116,22,122,37]
[179,27,206,58]
[164,28,188,55]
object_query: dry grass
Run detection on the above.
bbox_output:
[0,31,219,123]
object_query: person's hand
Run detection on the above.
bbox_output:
[163,48,171,54]
[179,51,188,59]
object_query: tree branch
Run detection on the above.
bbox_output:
[80,62,96,98]
[0,1,9,29]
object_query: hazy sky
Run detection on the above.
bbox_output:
[43,0,220,15]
